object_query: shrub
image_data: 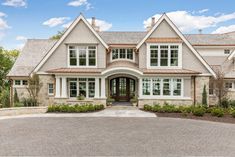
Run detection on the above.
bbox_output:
[229,100,235,108]
[179,106,193,113]
[161,104,177,113]
[47,104,104,113]
[143,104,152,111]
[14,89,19,103]
[221,98,229,108]
[0,88,10,108]
[14,102,24,107]
[211,108,224,117]
[202,85,207,107]
[152,104,161,112]
[231,110,235,118]
[192,107,205,116]
[77,95,85,100]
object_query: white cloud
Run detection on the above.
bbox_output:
[198,9,209,14]
[212,25,235,34]
[0,12,10,41]
[16,43,25,50]
[2,0,27,8]
[16,35,27,41]
[68,0,92,10]
[144,11,235,33]
[43,17,70,27]
[63,18,112,31]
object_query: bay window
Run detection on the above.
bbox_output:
[148,44,181,68]
[142,78,183,97]
[111,48,134,61]
[68,45,96,67]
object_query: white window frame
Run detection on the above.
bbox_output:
[225,81,235,91]
[110,48,135,62]
[13,80,28,87]
[147,43,182,69]
[224,49,231,55]
[48,83,54,96]
[141,77,184,99]
[67,45,97,68]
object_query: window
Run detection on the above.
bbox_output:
[88,78,95,98]
[15,80,21,86]
[79,78,87,97]
[68,45,96,67]
[225,82,233,89]
[152,78,161,95]
[170,45,179,66]
[69,81,77,98]
[224,49,230,55]
[48,83,54,95]
[149,44,180,67]
[142,79,151,95]
[111,48,134,61]
[142,78,183,97]
[150,45,158,66]
[173,79,181,96]
[69,46,77,66]
[88,46,96,66]
[160,46,168,66]
[22,80,28,85]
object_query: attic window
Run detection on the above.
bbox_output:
[224,49,230,55]
[111,48,134,61]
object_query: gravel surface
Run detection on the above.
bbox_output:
[0,117,235,156]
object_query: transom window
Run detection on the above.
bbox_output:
[68,45,97,67]
[111,48,134,61]
[142,78,183,97]
[14,80,28,86]
[69,78,95,98]
[148,44,181,68]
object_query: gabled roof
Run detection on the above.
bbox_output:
[33,14,109,73]
[7,39,57,77]
[136,13,217,78]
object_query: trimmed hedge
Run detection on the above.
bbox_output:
[211,108,224,117]
[47,104,104,113]
[192,107,205,117]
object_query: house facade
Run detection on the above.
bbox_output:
[7,14,235,107]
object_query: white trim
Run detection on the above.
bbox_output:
[136,14,216,78]
[110,48,135,63]
[13,80,28,88]
[33,14,108,73]
[146,43,182,69]
[101,67,143,78]
[55,77,61,98]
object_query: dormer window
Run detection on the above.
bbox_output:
[111,48,134,61]
[68,45,97,67]
[147,43,182,68]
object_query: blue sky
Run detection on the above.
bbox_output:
[1,0,235,50]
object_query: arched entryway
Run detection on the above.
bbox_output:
[110,77,135,102]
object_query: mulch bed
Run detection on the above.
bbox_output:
[156,113,235,124]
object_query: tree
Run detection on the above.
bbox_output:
[50,30,65,40]
[27,74,42,106]
[14,88,19,103]
[202,85,207,107]
[210,69,228,106]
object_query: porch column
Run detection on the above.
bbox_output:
[61,77,67,98]
[101,77,106,98]
[95,78,100,98]
[138,78,142,98]
[55,77,61,98]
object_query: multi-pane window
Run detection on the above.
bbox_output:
[160,46,168,66]
[173,79,181,96]
[149,44,180,67]
[224,49,230,55]
[68,45,96,67]
[15,80,21,85]
[171,45,179,66]
[111,48,134,61]
[48,83,54,95]
[69,78,96,98]
[225,82,233,89]
[150,45,158,66]
[142,79,151,95]
[142,78,183,97]
[69,46,77,66]
[152,78,161,95]
[22,80,28,85]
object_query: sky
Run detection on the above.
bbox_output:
[1,0,235,50]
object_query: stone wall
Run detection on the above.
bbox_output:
[14,87,29,101]
[195,76,210,105]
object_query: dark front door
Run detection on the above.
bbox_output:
[110,77,135,102]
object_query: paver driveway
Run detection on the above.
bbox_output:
[0,117,235,156]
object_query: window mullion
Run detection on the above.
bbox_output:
[77,47,79,67]
[168,45,170,67]
[158,45,160,67]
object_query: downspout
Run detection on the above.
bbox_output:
[193,76,196,106]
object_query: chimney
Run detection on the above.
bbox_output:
[91,17,100,32]
[151,17,155,27]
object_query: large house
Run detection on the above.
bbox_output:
[7,14,235,107]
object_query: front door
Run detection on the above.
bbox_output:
[110,77,135,102]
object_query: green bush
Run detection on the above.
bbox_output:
[211,108,224,117]
[192,107,205,116]
[47,104,104,113]
[0,88,10,108]
[160,105,177,113]
[14,102,24,107]
[178,106,193,113]
[152,104,161,112]
[229,100,235,108]
[143,104,152,111]
[221,98,230,108]
[231,110,235,118]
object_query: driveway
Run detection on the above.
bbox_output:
[0,117,235,156]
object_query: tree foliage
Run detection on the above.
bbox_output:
[27,73,42,106]
[50,30,65,40]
